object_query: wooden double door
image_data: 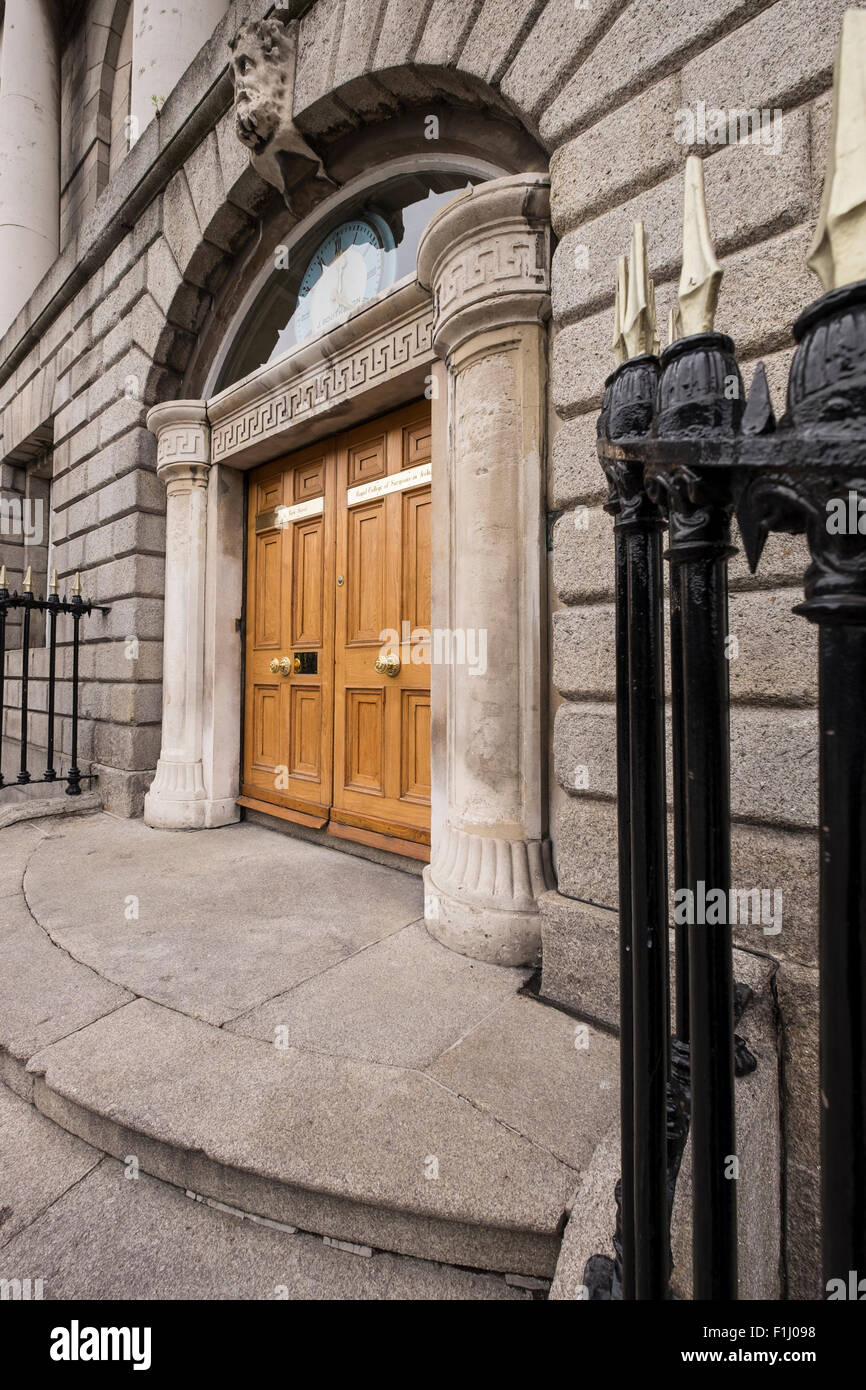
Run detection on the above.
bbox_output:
[240,401,432,859]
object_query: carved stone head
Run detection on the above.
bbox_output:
[229,17,295,156]
[228,8,336,211]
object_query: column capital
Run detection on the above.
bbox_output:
[147,400,211,484]
[417,173,551,356]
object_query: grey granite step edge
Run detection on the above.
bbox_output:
[32,1078,562,1277]
[0,791,102,829]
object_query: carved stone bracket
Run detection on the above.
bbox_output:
[229,12,338,212]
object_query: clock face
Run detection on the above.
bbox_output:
[295,216,396,342]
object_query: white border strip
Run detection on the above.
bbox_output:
[347,462,431,508]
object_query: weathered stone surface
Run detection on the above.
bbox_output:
[30,996,577,1274]
[332,0,383,84]
[0,822,45,899]
[0,1083,100,1246]
[552,602,615,700]
[503,0,628,128]
[459,0,541,87]
[732,822,817,967]
[214,107,273,218]
[555,696,817,820]
[93,766,155,820]
[680,0,849,119]
[428,994,619,1172]
[553,505,615,603]
[228,920,528,1067]
[374,0,431,67]
[554,794,619,907]
[539,892,619,1029]
[810,91,833,220]
[774,960,821,1300]
[0,872,133,1099]
[731,706,818,828]
[553,701,616,804]
[0,1152,529,1300]
[541,0,776,146]
[671,951,781,1300]
[552,307,614,417]
[550,72,682,233]
[552,107,809,324]
[549,1125,620,1299]
[24,814,424,1026]
[90,260,147,342]
[294,0,345,114]
[416,0,483,67]
[550,413,607,509]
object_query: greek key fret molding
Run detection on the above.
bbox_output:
[417,174,551,358]
[148,400,211,479]
[435,231,549,318]
[156,425,209,467]
[210,297,434,465]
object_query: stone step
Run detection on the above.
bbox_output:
[0,1082,532,1301]
[0,789,102,829]
[27,996,595,1277]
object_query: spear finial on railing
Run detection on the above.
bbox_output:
[612,254,629,364]
[50,569,58,595]
[0,565,6,591]
[679,155,722,335]
[808,9,866,291]
[649,279,661,357]
[73,571,82,597]
[624,221,654,358]
[23,566,32,594]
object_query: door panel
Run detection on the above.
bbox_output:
[292,519,324,647]
[242,441,335,820]
[347,504,386,643]
[332,401,432,845]
[242,401,431,853]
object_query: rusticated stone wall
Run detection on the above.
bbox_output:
[0,0,853,1297]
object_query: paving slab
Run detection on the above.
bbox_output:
[0,1082,101,1247]
[228,920,531,1067]
[0,820,47,898]
[24,814,424,1024]
[427,994,620,1172]
[0,1153,529,1300]
[0,891,132,1100]
[28,997,579,1274]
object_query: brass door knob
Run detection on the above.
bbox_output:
[375,652,401,678]
[269,657,291,676]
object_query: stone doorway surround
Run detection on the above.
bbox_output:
[146,172,554,967]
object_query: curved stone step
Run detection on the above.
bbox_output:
[28,997,581,1276]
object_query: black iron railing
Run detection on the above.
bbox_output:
[0,569,108,796]
[590,137,866,1298]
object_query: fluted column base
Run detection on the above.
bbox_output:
[423,828,555,966]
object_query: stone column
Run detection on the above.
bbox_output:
[0,0,59,337]
[145,401,214,830]
[417,174,554,967]
[130,0,229,139]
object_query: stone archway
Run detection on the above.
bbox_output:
[144,10,555,968]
